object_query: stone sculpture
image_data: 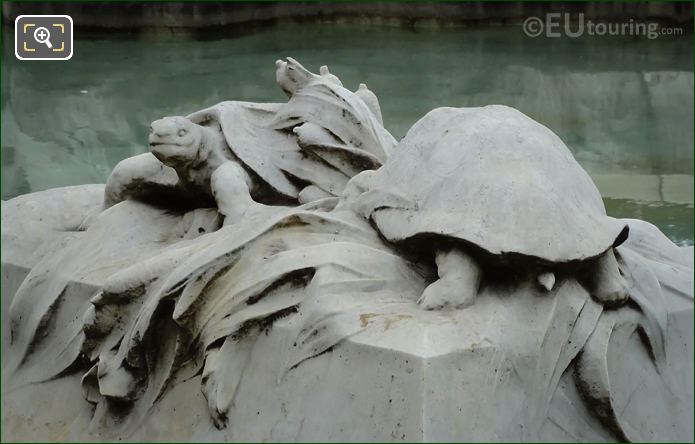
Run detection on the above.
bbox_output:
[356,106,630,310]
[105,58,393,217]
[1,58,692,442]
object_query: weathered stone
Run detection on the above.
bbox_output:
[2,59,692,442]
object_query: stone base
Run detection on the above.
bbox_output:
[2,186,693,442]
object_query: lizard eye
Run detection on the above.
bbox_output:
[177,129,187,137]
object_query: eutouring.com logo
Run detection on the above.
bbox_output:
[523,13,683,39]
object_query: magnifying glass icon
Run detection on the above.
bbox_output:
[33,26,53,49]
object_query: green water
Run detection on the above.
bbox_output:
[2,23,693,245]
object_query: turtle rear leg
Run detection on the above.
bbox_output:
[418,248,481,310]
[583,249,629,307]
[211,161,265,225]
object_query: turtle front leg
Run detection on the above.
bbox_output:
[418,248,481,310]
[104,152,180,209]
[583,249,629,307]
[211,161,262,225]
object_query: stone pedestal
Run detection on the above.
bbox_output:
[2,186,692,442]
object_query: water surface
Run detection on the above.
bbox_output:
[2,23,692,244]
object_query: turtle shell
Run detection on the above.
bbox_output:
[187,101,299,198]
[361,105,628,263]
[187,101,350,199]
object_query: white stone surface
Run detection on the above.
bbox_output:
[2,59,693,442]
[357,106,627,262]
[2,190,692,441]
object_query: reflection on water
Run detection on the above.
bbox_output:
[605,198,693,247]
[1,23,693,244]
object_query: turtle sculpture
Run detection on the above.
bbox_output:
[355,105,630,310]
[144,113,271,223]
[271,57,396,175]
[104,108,293,224]
[105,59,395,221]
[104,100,351,220]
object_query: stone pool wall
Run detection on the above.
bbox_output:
[2,1,693,31]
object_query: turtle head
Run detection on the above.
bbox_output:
[148,116,203,168]
[275,57,314,97]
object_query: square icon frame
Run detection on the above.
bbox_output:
[15,14,74,61]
